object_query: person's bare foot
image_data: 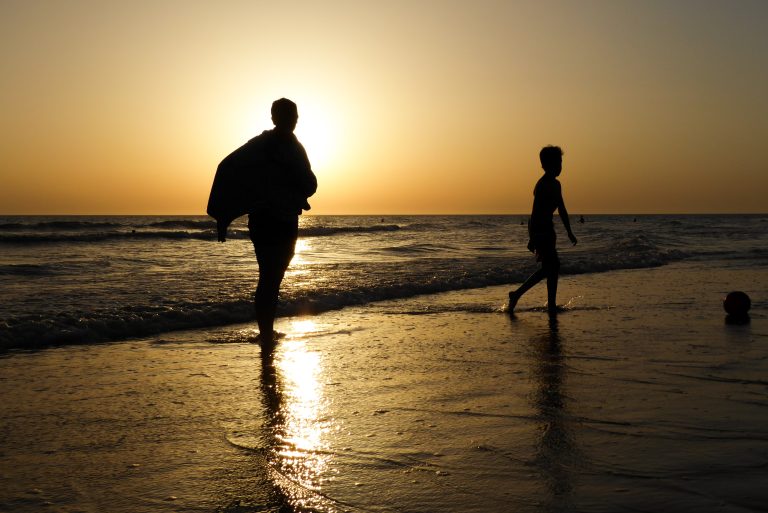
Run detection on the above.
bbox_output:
[547,304,564,315]
[508,290,520,313]
[256,330,280,352]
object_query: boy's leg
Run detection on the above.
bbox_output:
[254,239,296,343]
[509,231,556,313]
[249,213,299,345]
[544,253,561,313]
[509,267,546,312]
[545,269,558,312]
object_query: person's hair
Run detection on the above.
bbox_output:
[271,98,298,119]
[539,145,563,170]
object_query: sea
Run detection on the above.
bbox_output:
[1,214,766,351]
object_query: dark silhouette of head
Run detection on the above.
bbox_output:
[271,98,298,133]
[540,145,563,176]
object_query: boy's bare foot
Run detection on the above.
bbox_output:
[508,290,521,313]
[256,330,284,352]
[547,304,565,315]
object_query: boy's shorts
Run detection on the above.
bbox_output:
[248,210,299,246]
[530,231,559,266]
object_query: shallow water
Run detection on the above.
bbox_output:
[1,214,766,350]
[1,260,766,512]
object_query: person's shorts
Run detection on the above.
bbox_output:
[248,210,299,246]
[530,231,559,265]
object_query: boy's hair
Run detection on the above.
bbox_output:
[539,145,563,170]
[271,98,298,118]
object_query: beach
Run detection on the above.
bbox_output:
[2,258,766,512]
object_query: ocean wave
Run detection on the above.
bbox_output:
[607,233,659,254]
[379,242,457,254]
[0,220,122,231]
[3,215,759,352]
[0,263,60,276]
[563,234,686,274]
[397,221,445,231]
[0,273,517,351]
[473,246,506,252]
[0,301,255,351]
[0,245,685,352]
[299,224,400,237]
[146,220,218,229]
[0,231,221,244]
[0,219,219,232]
[0,224,401,244]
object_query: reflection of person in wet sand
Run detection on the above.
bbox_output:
[260,352,286,445]
[208,98,317,347]
[509,146,577,314]
[528,315,576,510]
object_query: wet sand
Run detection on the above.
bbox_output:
[1,260,766,512]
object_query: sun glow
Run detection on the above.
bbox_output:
[289,319,319,337]
[231,93,339,170]
[4,2,766,215]
[294,100,338,173]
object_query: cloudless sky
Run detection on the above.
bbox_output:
[1,0,766,214]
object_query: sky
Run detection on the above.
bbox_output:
[1,0,766,215]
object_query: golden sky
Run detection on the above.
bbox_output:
[1,0,766,214]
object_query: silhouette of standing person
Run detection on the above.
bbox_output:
[508,146,576,314]
[208,98,317,346]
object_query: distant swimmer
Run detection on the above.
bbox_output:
[208,98,317,347]
[508,146,577,314]
[579,215,585,223]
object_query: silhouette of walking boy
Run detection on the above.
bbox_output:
[208,98,317,346]
[509,146,576,314]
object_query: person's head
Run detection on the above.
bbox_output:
[271,98,298,133]
[539,145,563,176]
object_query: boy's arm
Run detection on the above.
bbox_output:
[557,183,578,245]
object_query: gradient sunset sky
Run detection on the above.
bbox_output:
[2,0,766,215]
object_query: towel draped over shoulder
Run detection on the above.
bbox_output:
[207,130,317,234]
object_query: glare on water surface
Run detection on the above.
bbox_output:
[266,319,336,507]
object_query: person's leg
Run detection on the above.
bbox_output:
[254,239,296,343]
[254,246,279,338]
[510,232,557,314]
[249,212,299,345]
[544,256,560,313]
[509,267,546,312]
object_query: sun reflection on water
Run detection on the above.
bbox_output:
[291,238,311,266]
[264,319,335,508]
[285,239,317,284]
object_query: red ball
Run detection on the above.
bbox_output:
[723,291,751,316]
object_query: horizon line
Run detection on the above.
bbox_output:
[1,212,766,217]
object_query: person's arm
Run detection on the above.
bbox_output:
[215,219,227,242]
[526,187,537,253]
[557,183,578,245]
[297,143,318,199]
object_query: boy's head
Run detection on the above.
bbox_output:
[271,98,298,133]
[539,145,563,176]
